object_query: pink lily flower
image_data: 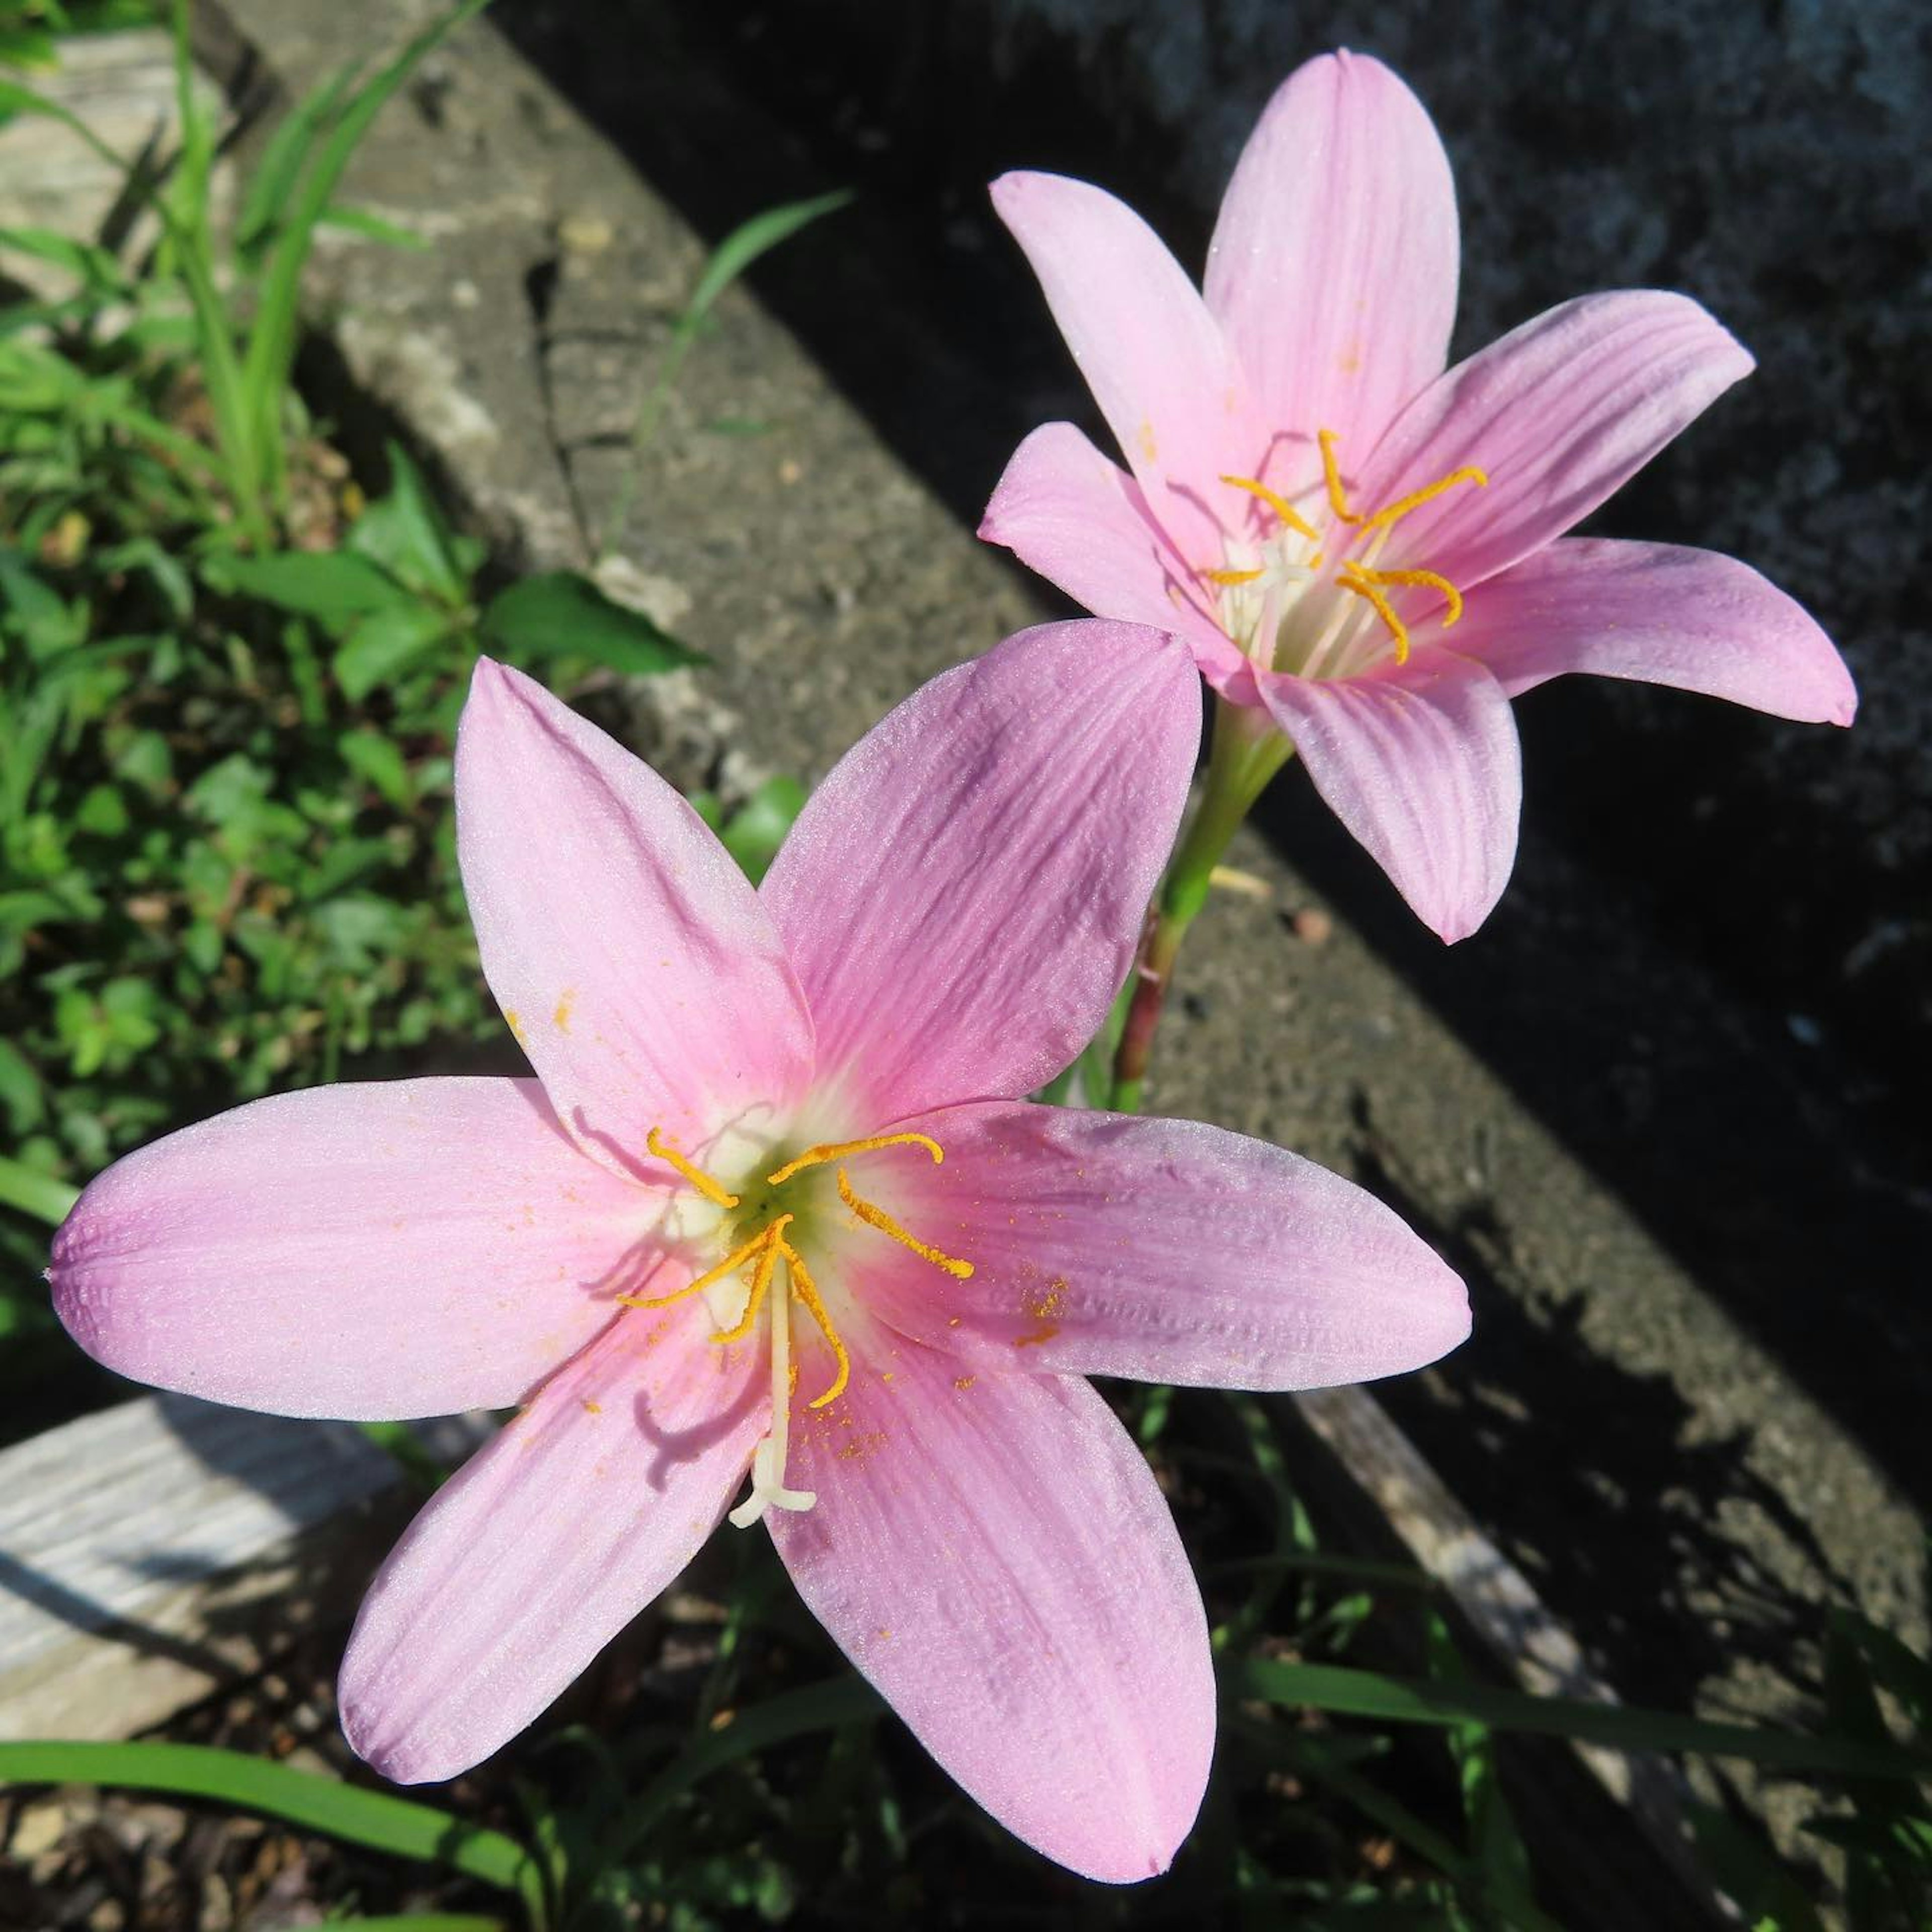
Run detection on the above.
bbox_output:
[980,50,1857,941]
[50,630,1469,1881]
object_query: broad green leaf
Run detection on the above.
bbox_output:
[339,728,413,809]
[334,602,454,702]
[1228,1655,1932,1782]
[480,571,703,677]
[716,775,807,884]
[202,549,412,625]
[346,441,469,605]
[0,1740,541,1918]
[0,1153,75,1225]
[0,1037,44,1135]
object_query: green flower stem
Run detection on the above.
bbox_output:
[1108,696,1292,1112]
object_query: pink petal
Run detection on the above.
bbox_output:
[990,169,1250,558]
[1258,655,1521,942]
[1463,538,1858,725]
[771,1336,1212,1882]
[761,621,1200,1128]
[979,421,1252,691]
[1204,50,1458,468]
[839,1100,1468,1386]
[51,1079,648,1420]
[1352,292,1755,592]
[341,1301,766,1782]
[456,658,813,1173]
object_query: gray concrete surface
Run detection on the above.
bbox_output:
[188,0,1925,1885]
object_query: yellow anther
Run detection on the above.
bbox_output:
[1219,472,1319,541]
[836,1167,975,1279]
[777,1238,850,1408]
[645,1126,738,1210]
[765,1131,945,1188]
[1318,428,1360,524]
[1351,566,1466,627]
[1336,565,1412,666]
[617,1224,772,1310]
[1203,566,1265,586]
[1357,465,1488,538]
[709,1216,791,1343]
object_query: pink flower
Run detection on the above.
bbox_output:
[50,630,1468,1881]
[980,50,1857,941]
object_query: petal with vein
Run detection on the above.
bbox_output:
[1205,49,1458,467]
[760,622,1199,1128]
[1463,537,1858,724]
[991,169,1250,557]
[340,1301,766,1783]
[51,1078,647,1420]
[456,658,813,1172]
[843,1100,1469,1387]
[771,1338,1213,1882]
[1354,291,1755,592]
[1258,655,1521,943]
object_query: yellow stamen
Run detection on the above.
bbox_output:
[777,1238,850,1408]
[645,1126,738,1210]
[1357,465,1488,537]
[617,1224,770,1310]
[1203,566,1265,586]
[1336,565,1412,666]
[1351,566,1466,627]
[1318,429,1359,524]
[1219,472,1318,541]
[709,1216,791,1343]
[765,1131,944,1187]
[837,1167,975,1279]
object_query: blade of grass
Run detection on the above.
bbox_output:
[599,188,852,555]
[0,1154,77,1224]
[0,1741,544,1926]
[1229,1655,1932,1782]
[239,0,490,510]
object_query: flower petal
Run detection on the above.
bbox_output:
[1204,50,1458,466]
[1353,291,1755,591]
[840,1100,1468,1386]
[1462,537,1858,725]
[979,422,1252,691]
[1259,655,1521,942]
[51,1078,650,1420]
[771,1337,1213,1882]
[760,622,1198,1129]
[990,169,1249,558]
[456,658,813,1173]
[341,1302,766,1783]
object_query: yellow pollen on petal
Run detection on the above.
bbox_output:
[1219,472,1318,541]
[1336,565,1412,666]
[1318,428,1360,524]
[646,1125,739,1209]
[764,1131,944,1188]
[836,1167,975,1279]
[1357,464,1488,538]
[778,1238,850,1408]
[1203,566,1265,586]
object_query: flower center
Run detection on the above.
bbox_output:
[625,1126,974,1527]
[1201,427,1488,678]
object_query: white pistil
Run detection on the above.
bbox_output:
[727,1255,817,1528]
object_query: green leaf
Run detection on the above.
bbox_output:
[347,441,469,605]
[0,1153,76,1225]
[0,1037,44,1135]
[202,549,413,626]
[334,602,455,702]
[716,776,807,884]
[0,1741,541,1919]
[319,203,432,251]
[479,572,703,677]
[683,189,855,332]
[0,225,128,291]
[339,728,413,809]
[1228,1656,1932,1782]
[232,61,359,266]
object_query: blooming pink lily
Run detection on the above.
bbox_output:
[51,629,1468,1881]
[981,50,1857,941]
